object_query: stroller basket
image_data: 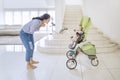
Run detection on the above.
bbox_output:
[81,42,96,56]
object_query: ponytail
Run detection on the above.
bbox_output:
[32,13,50,21]
[32,17,42,20]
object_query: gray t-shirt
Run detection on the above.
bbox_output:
[22,19,42,34]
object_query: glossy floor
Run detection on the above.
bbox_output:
[0,45,120,80]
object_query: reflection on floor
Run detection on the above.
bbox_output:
[0,45,120,80]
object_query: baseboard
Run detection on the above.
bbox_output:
[117,42,120,48]
[95,27,120,48]
[102,33,120,48]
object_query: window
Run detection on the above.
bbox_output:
[5,11,13,25]
[13,11,21,25]
[39,10,47,16]
[4,9,55,33]
[30,11,38,19]
[22,11,30,25]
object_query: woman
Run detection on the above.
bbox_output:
[20,13,50,69]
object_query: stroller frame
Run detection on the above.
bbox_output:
[66,16,99,70]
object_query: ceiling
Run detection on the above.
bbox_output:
[3,0,82,9]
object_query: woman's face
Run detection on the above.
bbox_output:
[43,18,50,24]
[40,18,50,27]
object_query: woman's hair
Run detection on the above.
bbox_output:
[32,13,50,20]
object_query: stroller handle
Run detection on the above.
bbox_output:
[69,41,77,49]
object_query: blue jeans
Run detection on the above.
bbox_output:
[20,30,34,62]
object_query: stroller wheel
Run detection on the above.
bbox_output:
[66,50,75,59]
[91,58,99,66]
[66,59,77,70]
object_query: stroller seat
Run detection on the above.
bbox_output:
[69,16,92,49]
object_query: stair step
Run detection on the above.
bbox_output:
[36,35,118,54]
[64,13,82,16]
[65,10,81,13]
[36,41,68,54]
[36,40,118,54]
[44,37,116,47]
[64,18,81,22]
[63,19,80,22]
[45,39,70,46]
[64,15,81,18]
[50,33,108,40]
[96,46,118,53]
[63,21,80,24]
[64,17,81,20]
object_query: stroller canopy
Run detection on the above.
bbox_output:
[80,16,92,40]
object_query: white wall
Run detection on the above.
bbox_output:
[83,0,120,45]
[55,0,65,33]
[0,0,4,25]
[66,0,83,5]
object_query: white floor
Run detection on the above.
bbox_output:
[0,44,120,80]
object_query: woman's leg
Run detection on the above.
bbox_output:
[20,30,37,69]
[29,34,39,64]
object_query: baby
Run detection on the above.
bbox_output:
[70,32,81,42]
[69,32,81,49]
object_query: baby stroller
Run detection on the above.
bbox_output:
[66,16,99,70]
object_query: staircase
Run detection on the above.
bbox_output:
[36,5,119,54]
